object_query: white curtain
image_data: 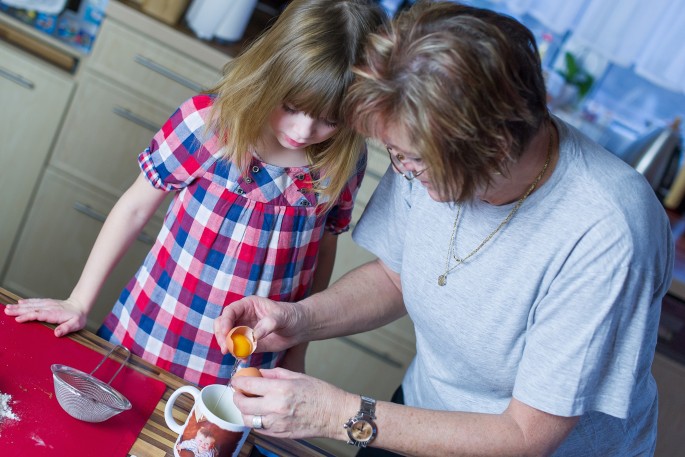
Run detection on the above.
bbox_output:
[504,0,589,34]
[633,1,685,93]
[507,0,685,94]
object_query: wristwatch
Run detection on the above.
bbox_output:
[343,395,377,447]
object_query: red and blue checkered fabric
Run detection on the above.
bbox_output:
[98,95,365,386]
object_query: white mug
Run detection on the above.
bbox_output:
[165,384,250,457]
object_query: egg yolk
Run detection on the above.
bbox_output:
[231,333,253,358]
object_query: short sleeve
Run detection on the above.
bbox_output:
[324,147,368,234]
[513,217,671,419]
[138,94,224,191]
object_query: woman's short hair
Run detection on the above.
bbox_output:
[346,1,549,201]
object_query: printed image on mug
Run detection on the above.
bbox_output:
[165,384,251,457]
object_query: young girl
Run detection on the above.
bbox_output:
[5,0,385,386]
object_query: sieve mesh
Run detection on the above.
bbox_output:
[51,345,132,422]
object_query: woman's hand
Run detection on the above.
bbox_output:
[231,368,355,441]
[3,297,88,337]
[214,296,308,355]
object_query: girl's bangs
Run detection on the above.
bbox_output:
[284,67,348,121]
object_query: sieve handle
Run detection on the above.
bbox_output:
[90,345,132,385]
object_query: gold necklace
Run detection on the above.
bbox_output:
[437,130,553,286]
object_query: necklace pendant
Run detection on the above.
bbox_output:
[438,275,447,286]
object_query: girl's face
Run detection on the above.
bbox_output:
[268,103,339,150]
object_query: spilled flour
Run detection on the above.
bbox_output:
[0,391,20,435]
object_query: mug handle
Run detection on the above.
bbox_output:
[164,385,201,434]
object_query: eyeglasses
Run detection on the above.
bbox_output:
[386,146,428,181]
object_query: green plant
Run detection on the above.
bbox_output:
[556,51,594,99]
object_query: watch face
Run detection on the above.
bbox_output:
[350,420,373,441]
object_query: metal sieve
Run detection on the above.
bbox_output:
[51,345,132,422]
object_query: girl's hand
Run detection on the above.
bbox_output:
[214,296,307,354]
[231,368,355,441]
[3,297,88,337]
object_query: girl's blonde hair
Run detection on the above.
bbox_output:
[210,0,385,208]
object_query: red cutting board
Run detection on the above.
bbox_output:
[0,306,166,456]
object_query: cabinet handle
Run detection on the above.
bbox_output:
[133,54,204,93]
[112,106,160,133]
[73,202,156,245]
[0,66,35,90]
[339,336,404,368]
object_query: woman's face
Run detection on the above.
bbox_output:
[381,123,446,202]
[268,103,339,150]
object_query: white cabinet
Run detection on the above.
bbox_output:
[0,42,74,278]
[49,72,173,195]
[88,19,220,111]
[653,352,685,457]
[3,169,162,329]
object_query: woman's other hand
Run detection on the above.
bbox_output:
[4,297,88,337]
[231,367,356,441]
[214,296,307,355]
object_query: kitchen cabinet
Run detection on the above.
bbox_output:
[2,168,162,330]
[652,352,685,457]
[306,142,417,457]
[1,8,223,331]
[0,41,74,280]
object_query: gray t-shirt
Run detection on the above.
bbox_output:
[353,118,673,456]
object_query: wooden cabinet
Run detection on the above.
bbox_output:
[1,12,223,331]
[49,72,172,195]
[88,19,220,110]
[0,42,74,278]
[653,352,685,456]
[2,169,162,328]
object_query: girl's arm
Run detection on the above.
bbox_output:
[5,173,167,336]
[309,230,338,295]
[279,230,338,372]
[71,173,167,313]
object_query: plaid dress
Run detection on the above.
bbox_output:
[98,95,364,386]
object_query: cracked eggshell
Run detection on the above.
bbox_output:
[225,326,257,359]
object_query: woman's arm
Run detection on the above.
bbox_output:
[214,258,406,355]
[298,257,406,342]
[233,370,579,457]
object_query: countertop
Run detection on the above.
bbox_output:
[0,288,333,457]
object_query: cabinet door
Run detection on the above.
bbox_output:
[653,352,685,456]
[0,43,73,273]
[89,19,222,110]
[49,72,173,197]
[3,168,163,331]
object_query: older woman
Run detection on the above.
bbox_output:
[214,2,673,455]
